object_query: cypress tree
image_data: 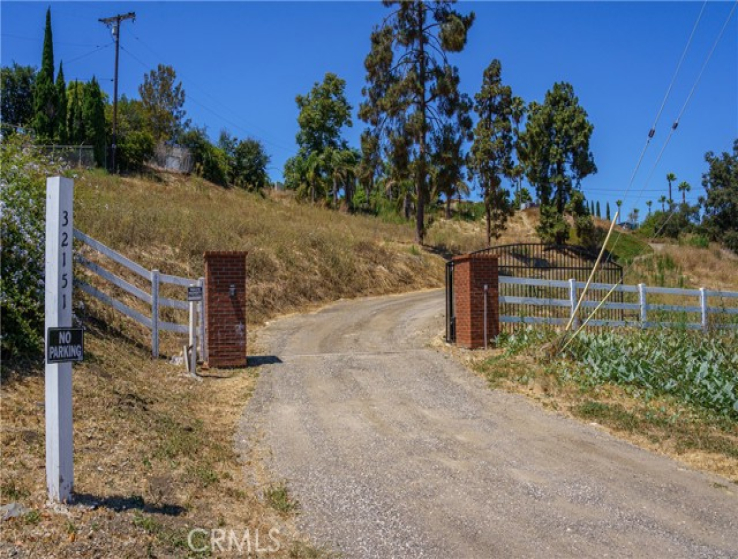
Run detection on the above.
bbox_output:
[596,200,601,218]
[606,201,611,221]
[83,77,106,166]
[32,8,57,142]
[55,62,67,143]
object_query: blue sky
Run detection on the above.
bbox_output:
[2,1,736,219]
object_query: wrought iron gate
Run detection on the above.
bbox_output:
[445,243,624,340]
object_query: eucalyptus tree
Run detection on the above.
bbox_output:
[360,0,475,244]
[519,82,596,244]
[469,59,514,243]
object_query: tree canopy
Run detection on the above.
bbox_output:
[139,64,189,143]
[359,0,475,244]
[519,82,596,244]
[702,139,738,252]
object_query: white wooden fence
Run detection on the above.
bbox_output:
[500,276,738,331]
[73,229,205,358]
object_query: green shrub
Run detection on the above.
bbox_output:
[1,135,70,359]
[118,130,155,173]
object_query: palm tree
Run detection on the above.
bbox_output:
[658,195,667,212]
[326,148,358,209]
[615,199,622,221]
[678,180,691,204]
[646,200,653,215]
[666,172,676,205]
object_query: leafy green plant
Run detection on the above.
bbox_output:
[1,135,71,359]
[563,329,738,418]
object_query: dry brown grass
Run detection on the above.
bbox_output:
[75,170,444,327]
[0,325,323,557]
[461,349,738,484]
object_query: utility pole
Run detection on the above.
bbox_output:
[99,11,135,173]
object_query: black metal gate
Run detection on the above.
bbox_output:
[445,244,624,340]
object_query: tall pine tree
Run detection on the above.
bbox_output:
[32,8,58,142]
[360,0,475,244]
[469,59,514,243]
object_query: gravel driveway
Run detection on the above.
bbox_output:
[238,289,737,558]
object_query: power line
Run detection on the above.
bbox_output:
[119,45,294,155]
[604,2,737,264]
[618,2,708,208]
[128,33,295,153]
[63,42,114,66]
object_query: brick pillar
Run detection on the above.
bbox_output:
[204,251,247,368]
[452,254,499,349]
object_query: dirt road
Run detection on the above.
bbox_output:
[238,290,737,558]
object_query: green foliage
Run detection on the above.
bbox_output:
[563,330,738,418]
[231,137,271,190]
[139,64,189,143]
[469,59,514,242]
[1,63,36,133]
[82,77,107,166]
[295,72,352,155]
[180,127,228,186]
[0,135,70,359]
[701,139,738,253]
[66,81,85,144]
[638,205,700,239]
[359,0,475,244]
[118,130,155,172]
[519,82,596,244]
[55,62,67,143]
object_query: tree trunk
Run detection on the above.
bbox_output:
[446,195,451,219]
[404,191,412,220]
[486,195,492,246]
[333,176,338,209]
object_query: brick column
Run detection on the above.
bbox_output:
[204,251,247,368]
[452,254,499,349]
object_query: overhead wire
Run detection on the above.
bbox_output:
[119,45,294,156]
[603,1,737,267]
[562,1,737,350]
[127,34,295,153]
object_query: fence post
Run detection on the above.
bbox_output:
[188,286,197,377]
[699,287,708,332]
[638,283,647,328]
[151,269,160,358]
[198,276,206,362]
[569,279,579,329]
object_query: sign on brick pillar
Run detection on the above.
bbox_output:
[451,254,499,349]
[203,252,248,368]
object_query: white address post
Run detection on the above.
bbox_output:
[45,177,75,502]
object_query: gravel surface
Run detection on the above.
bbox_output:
[238,289,738,558]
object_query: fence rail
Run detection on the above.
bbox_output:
[73,229,206,358]
[499,276,738,331]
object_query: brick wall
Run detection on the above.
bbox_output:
[204,252,247,368]
[453,254,499,349]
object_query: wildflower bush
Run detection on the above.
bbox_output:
[1,135,70,359]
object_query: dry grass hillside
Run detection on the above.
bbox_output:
[3,169,738,557]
